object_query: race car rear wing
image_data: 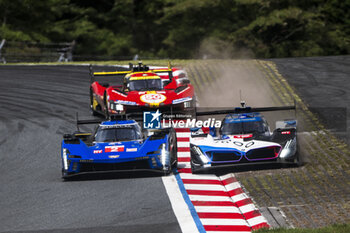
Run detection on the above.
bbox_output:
[196,104,296,116]
[76,114,142,125]
[89,62,174,83]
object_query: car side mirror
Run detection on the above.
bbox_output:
[142,129,149,139]
[163,80,171,86]
[100,83,109,88]
[181,79,191,84]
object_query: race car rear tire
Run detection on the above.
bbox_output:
[90,89,99,116]
[104,92,109,119]
[292,141,302,167]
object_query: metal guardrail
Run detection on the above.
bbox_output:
[0,39,75,63]
[0,39,169,63]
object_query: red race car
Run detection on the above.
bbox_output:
[89,62,196,118]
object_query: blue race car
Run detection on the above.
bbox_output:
[61,119,177,179]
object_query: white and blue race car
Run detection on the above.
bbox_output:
[190,106,299,172]
[61,119,177,179]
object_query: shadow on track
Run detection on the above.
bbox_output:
[194,163,303,177]
[62,170,166,182]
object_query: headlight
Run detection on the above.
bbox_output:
[184,101,191,108]
[160,143,170,169]
[110,102,124,111]
[192,145,209,164]
[279,148,290,158]
[62,148,69,170]
[116,104,124,111]
[279,138,296,158]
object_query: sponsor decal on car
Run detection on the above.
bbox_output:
[126,148,138,152]
[114,100,137,105]
[232,134,253,139]
[140,92,166,104]
[105,145,124,153]
[108,142,122,145]
[172,97,192,104]
[108,155,120,158]
[93,150,103,154]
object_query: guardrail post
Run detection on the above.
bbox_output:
[0,39,6,64]
[67,40,75,62]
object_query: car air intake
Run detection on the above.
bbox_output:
[245,146,280,160]
[209,151,241,162]
[79,160,150,172]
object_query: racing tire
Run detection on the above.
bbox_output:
[61,169,69,181]
[171,130,178,169]
[190,162,198,174]
[103,92,109,119]
[163,130,178,176]
[294,145,303,167]
[295,154,302,167]
[90,89,99,116]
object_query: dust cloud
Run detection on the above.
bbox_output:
[197,61,278,108]
[193,37,277,108]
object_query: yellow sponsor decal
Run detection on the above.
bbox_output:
[108,155,120,159]
[92,96,98,110]
[75,133,92,136]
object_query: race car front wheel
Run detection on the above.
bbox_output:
[61,169,69,181]
[170,130,178,169]
[294,143,302,167]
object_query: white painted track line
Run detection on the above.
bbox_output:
[184,184,227,191]
[162,175,200,233]
[201,218,248,225]
[189,195,233,202]
[195,206,242,213]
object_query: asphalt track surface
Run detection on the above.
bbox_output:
[0,66,181,233]
[270,55,350,144]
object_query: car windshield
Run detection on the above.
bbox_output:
[94,125,142,142]
[221,121,267,135]
[128,79,163,91]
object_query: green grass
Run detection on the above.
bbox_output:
[255,223,350,233]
